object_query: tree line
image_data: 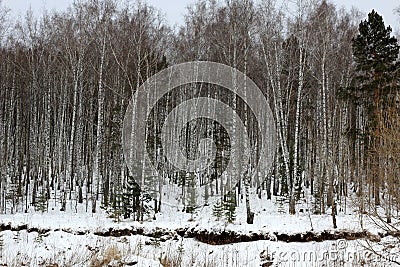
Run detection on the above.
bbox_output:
[0,0,399,226]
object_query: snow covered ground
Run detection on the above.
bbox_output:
[0,192,399,266]
[0,191,375,235]
[0,229,399,267]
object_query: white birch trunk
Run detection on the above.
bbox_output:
[92,37,106,213]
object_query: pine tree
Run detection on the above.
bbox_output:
[351,10,399,133]
[6,181,20,214]
[107,184,124,222]
[34,188,47,213]
[123,175,141,220]
[185,173,197,215]
[345,10,400,206]
[176,238,185,262]
[223,191,236,223]
[34,233,43,244]
[276,195,288,214]
[212,199,224,220]
[0,232,3,259]
[177,239,185,255]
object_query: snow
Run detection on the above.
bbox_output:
[0,191,381,237]
[0,192,398,266]
[0,229,398,267]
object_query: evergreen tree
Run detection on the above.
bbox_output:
[177,239,185,262]
[107,184,124,222]
[276,195,288,214]
[34,188,47,213]
[123,175,141,220]
[212,199,224,220]
[223,190,236,223]
[6,180,20,214]
[185,173,197,215]
[340,10,399,206]
[349,10,399,136]
[0,232,3,259]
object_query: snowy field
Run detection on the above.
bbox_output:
[1,193,399,267]
[0,226,399,266]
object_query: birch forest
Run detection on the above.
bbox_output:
[0,0,399,227]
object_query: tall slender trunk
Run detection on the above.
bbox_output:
[92,37,106,213]
[289,47,305,215]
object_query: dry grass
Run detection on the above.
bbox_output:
[89,245,121,267]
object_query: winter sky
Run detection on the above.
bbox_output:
[1,0,400,30]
